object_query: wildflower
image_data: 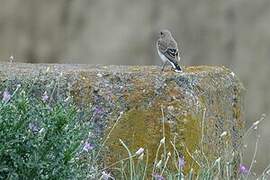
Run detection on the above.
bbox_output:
[152,173,165,180]
[135,147,144,156]
[214,157,221,164]
[94,107,103,115]
[220,131,227,137]
[230,72,235,77]
[83,142,94,152]
[239,164,249,174]
[156,160,162,168]
[178,156,185,168]
[160,137,165,144]
[167,105,174,111]
[101,171,114,180]
[42,91,49,102]
[2,90,11,103]
[252,120,260,127]
[28,122,41,134]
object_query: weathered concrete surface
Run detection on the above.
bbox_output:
[0,63,244,175]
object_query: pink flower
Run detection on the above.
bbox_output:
[239,164,249,174]
[2,90,11,103]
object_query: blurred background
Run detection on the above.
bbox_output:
[0,0,269,175]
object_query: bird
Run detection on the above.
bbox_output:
[156,29,182,72]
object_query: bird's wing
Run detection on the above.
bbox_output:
[160,47,179,64]
[157,39,179,61]
[165,48,179,61]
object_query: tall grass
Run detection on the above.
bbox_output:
[0,83,269,179]
[100,110,269,180]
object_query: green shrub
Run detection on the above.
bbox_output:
[0,88,93,179]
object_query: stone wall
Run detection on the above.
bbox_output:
[0,63,245,175]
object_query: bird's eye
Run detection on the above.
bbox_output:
[160,32,163,35]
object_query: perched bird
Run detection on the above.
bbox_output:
[156,29,182,72]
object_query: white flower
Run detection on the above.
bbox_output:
[214,157,221,164]
[102,171,114,180]
[135,147,144,156]
[2,90,11,103]
[167,105,174,111]
[220,131,227,137]
[160,137,165,144]
[42,91,49,102]
[83,142,94,152]
[253,120,260,126]
[156,160,162,168]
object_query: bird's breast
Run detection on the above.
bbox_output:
[157,49,168,63]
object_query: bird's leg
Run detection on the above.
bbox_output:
[161,61,168,72]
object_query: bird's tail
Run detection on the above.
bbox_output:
[174,55,182,72]
[174,63,182,72]
[168,58,182,72]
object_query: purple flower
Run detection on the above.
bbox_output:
[2,90,11,103]
[239,164,249,174]
[42,91,49,102]
[178,156,185,168]
[94,107,103,115]
[152,173,165,180]
[83,142,94,152]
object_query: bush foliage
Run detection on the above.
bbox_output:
[0,88,92,179]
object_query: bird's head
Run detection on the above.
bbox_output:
[159,29,172,39]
